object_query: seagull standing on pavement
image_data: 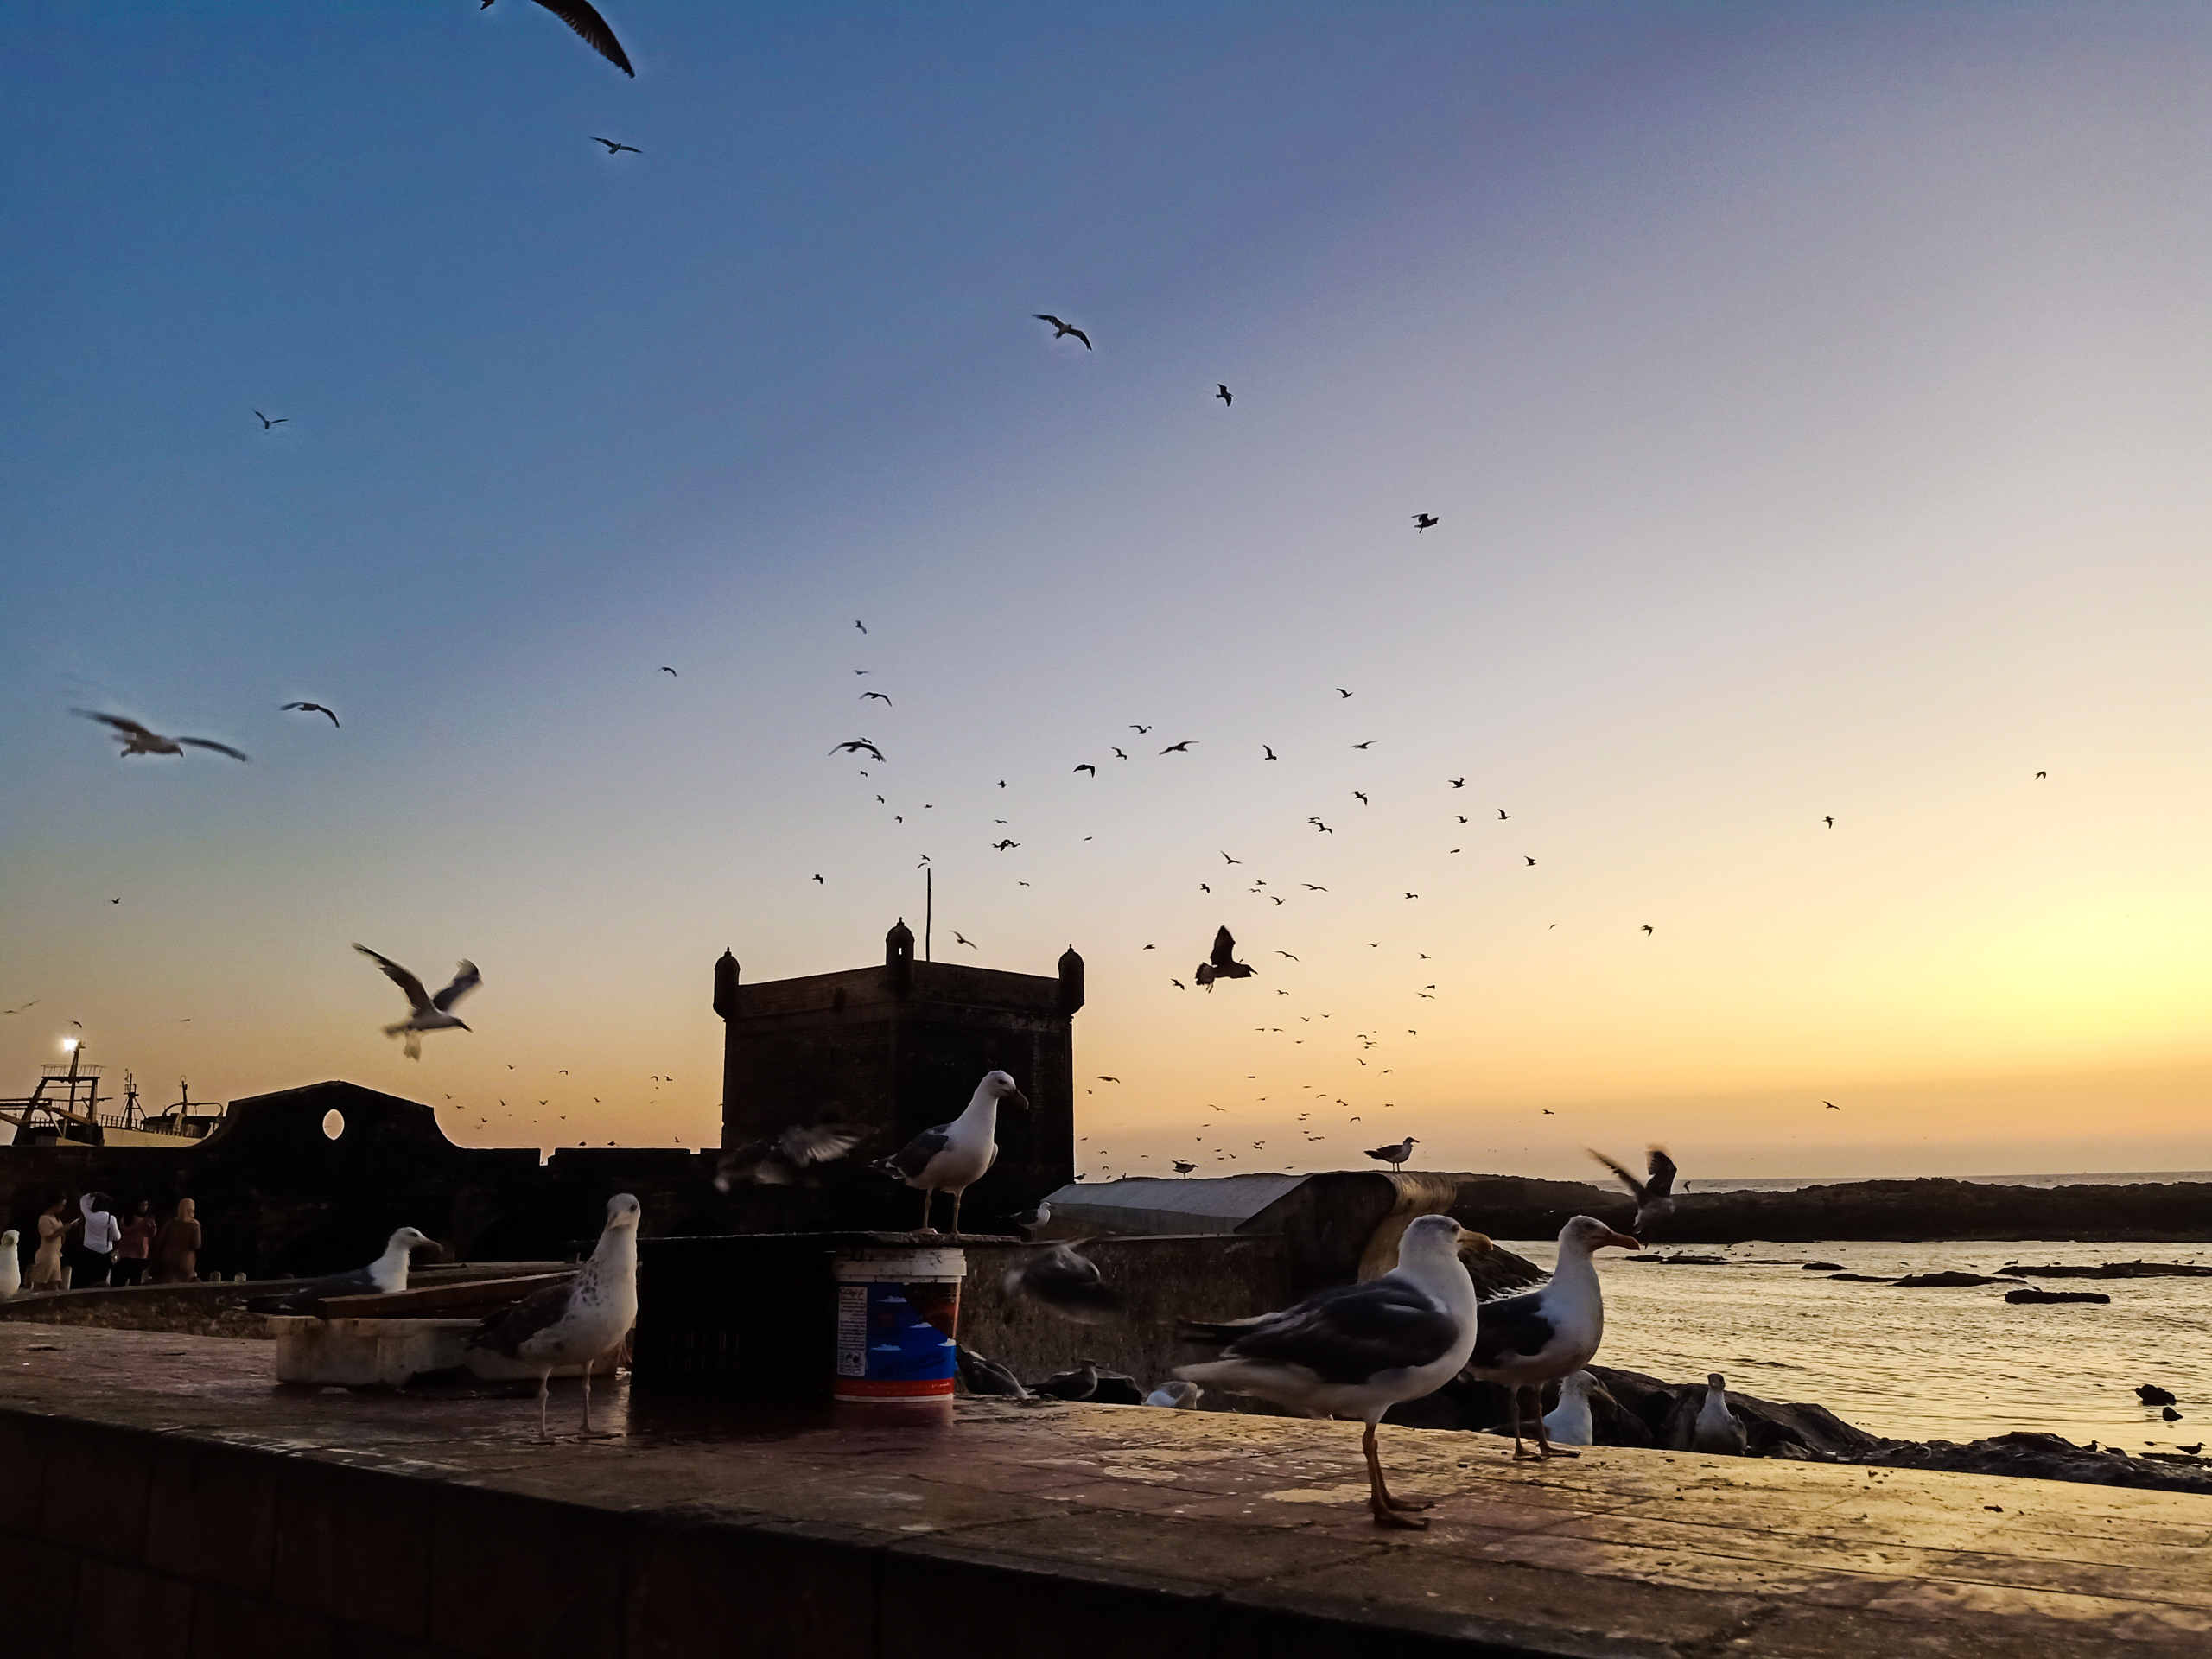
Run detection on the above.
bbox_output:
[872,1071,1029,1233]
[468,1194,641,1440]
[353,944,480,1060]
[1177,1216,1494,1528]
[1462,1216,1641,1459]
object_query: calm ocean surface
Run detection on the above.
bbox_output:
[1502,1236,2212,1447]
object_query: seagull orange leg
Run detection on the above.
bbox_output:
[1510,1385,1543,1459]
[918,1188,936,1233]
[1363,1421,1429,1528]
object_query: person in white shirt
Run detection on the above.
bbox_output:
[70,1192,121,1288]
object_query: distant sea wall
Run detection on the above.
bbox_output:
[1452,1174,2212,1244]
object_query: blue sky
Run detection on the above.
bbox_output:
[3,3,2209,1177]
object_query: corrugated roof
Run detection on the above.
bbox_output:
[1042,1173,1309,1235]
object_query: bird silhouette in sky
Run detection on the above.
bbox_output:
[861,690,891,704]
[1824,1101,1840,1109]
[1073,763,1096,775]
[1642,925,1654,936]
[483,0,633,76]
[590,136,640,155]
[993,840,1020,851]
[1335,687,1352,698]
[1353,791,1369,804]
[1216,384,1232,406]
[811,874,824,884]
[1262,745,1277,760]
[1276,951,1299,961]
[830,739,886,762]
[1351,741,1376,750]
[951,931,978,949]
[75,711,248,762]
[1412,513,1439,531]
[1160,740,1194,753]
[1221,851,1241,864]
[2035,770,2047,779]
[1112,747,1128,759]
[1311,819,1333,833]
[1824,815,1834,827]
[855,620,867,633]
[1497,809,1510,819]
[1302,883,1327,891]
[253,410,287,428]
[281,702,340,728]
[658,666,677,677]
[1131,724,1152,734]
[1524,855,1536,866]
[1033,314,1091,348]
[1195,926,1255,991]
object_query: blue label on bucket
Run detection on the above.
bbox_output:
[834,1281,957,1391]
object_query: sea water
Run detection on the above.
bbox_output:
[1500,1236,2212,1447]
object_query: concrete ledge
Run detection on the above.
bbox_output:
[3,1323,2210,1657]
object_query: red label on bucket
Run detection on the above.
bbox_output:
[834,1279,960,1400]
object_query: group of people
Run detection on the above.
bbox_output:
[19,1192,200,1293]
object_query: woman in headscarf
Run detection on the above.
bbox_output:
[150,1198,201,1284]
[113,1198,159,1287]
[29,1192,78,1292]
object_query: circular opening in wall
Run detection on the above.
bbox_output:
[322,1109,345,1141]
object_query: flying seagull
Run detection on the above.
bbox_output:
[1003,1243,1124,1323]
[249,1225,438,1313]
[73,711,248,761]
[353,944,480,1060]
[1073,763,1096,775]
[1412,513,1439,531]
[714,1124,861,1189]
[590,136,640,155]
[1194,926,1255,991]
[1178,1216,1491,1527]
[1033,314,1092,348]
[281,702,340,728]
[1589,1147,1678,1235]
[482,0,634,77]
[1336,687,1352,698]
[659,666,677,676]
[830,739,887,762]
[467,1194,641,1440]
[872,1071,1030,1233]
[855,620,868,634]
[861,690,892,704]
[1216,384,1232,407]
[1262,745,1277,760]
[253,410,287,428]
[1160,740,1195,753]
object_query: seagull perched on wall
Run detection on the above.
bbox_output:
[1363,1136,1417,1167]
[469,1194,641,1440]
[872,1070,1029,1233]
[1003,1243,1124,1323]
[73,710,249,761]
[1462,1216,1641,1459]
[1178,1215,1492,1528]
[714,1123,861,1189]
[1589,1146,1678,1236]
[251,1226,438,1313]
[353,944,480,1059]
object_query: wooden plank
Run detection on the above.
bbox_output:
[315,1271,573,1320]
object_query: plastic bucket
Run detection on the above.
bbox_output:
[832,1246,963,1402]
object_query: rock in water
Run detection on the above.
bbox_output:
[1891,1271,2024,1288]
[2005,1287,2110,1305]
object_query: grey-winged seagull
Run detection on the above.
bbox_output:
[871,1070,1028,1233]
[1590,1146,1678,1235]
[1002,1243,1122,1323]
[1177,1214,1493,1528]
[1692,1371,1747,1455]
[1463,1215,1639,1459]
[353,944,481,1059]
[468,1193,641,1440]
[73,710,249,761]
[1363,1135,1417,1167]
[252,1226,437,1313]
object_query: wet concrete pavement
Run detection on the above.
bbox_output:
[4,1320,2211,1656]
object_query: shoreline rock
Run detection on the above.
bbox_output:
[2005,1287,2111,1305]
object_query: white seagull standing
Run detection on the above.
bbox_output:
[1692,1371,1747,1455]
[353,944,481,1059]
[872,1070,1029,1233]
[1363,1135,1418,1167]
[468,1194,641,1440]
[253,1226,438,1313]
[1462,1215,1640,1459]
[0,1230,19,1300]
[1541,1370,1603,1447]
[1177,1214,1493,1529]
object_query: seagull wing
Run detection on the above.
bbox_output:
[1209,926,1237,969]
[1644,1147,1678,1198]
[1190,1275,1459,1384]
[1067,327,1092,349]
[353,944,433,1014]
[176,738,251,761]
[431,962,481,1013]
[1467,1286,1558,1370]
[73,710,158,741]
[875,1123,952,1181]
[526,0,634,74]
[467,1276,581,1357]
[1587,1148,1649,1205]
[776,1124,861,1166]
[1033,314,1065,328]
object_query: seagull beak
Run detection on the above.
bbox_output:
[1602,1230,1642,1251]
[1007,1089,1032,1110]
[1458,1230,1496,1256]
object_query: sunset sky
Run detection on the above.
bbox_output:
[3,3,2208,1179]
